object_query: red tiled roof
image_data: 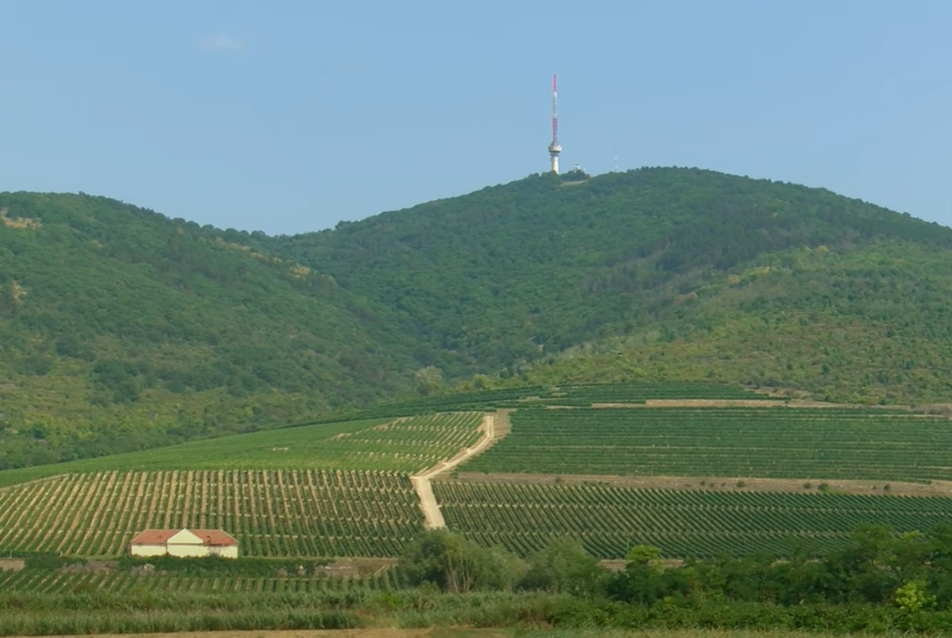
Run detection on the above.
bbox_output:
[188,529,238,546]
[130,529,238,546]
[130,529,179,545]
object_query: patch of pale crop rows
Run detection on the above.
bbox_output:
[541,382,770,406]
[329,412,483,471]
[357,383,764,417]
[0,566,408,594]
[464,407,952,481]
[0,470,421,558]
[435,481,952,559]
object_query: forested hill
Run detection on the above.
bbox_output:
[272,168,952,402]
[5,168,952,469]
[0,192,422,468]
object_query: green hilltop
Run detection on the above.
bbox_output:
[0,192,422,468]
[3,167,952,468]
[275,168,952,403]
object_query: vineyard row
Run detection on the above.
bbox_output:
[0,565,407,594]
[0,470,422,558]
[434,480,952,558]
[464,407,952,481]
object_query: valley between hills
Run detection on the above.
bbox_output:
[4,169,952,633]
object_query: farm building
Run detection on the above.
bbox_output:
[129,529,238,558]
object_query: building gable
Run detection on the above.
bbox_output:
[167,529,203,545]
[129,528,238,558]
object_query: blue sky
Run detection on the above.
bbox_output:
[1,0,950,235]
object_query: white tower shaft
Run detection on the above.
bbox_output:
[548,74,561,174]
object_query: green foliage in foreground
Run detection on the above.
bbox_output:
[3,593,952,637]
[400,525,952,613]
[10,526,952,635]
[465,406,952,482]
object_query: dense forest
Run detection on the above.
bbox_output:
[275,169,952,403]
[0,193,419,468]
[4,167,952,467]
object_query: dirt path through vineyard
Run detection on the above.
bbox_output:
[411,412,499,529]
[452,471,952,497]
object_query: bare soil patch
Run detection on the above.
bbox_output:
[453,472,952,497]
[588,398,937,410]
[60,560,117,573]
[314,558,396,578]
[590,399,787,408]
[0,559,25,571]
[412,412,506,529]
[492,409,512,437]
[416,412,503,482]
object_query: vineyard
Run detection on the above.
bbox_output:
[0,470,421,557]
[356,382,768,417]
[434,480,952,558]
[0,412,484,486]
[0,564,406,594]
[463,407,952,481]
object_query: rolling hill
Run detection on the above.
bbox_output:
[4,167,952,469]
[272,168,952,403]
[0,192,424,469]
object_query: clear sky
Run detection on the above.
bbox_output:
[1,0,950,235]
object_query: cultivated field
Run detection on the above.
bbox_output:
[0,470,421,557]
[0,412,484,486]
[5,386,952,564]
[463,407,952,481]
[434,480,952,558]
[0,563,406,594]
[358,382,770,416]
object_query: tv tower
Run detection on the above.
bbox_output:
[548,74,562,174]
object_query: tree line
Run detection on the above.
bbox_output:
[400,524,952,613]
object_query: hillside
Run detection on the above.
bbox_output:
[5,168,952,469]
[5,388,952,562]
[272,168,952,403]
[0,193,423,469]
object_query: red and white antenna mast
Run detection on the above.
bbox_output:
[548,74,562,174]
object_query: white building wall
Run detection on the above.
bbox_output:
[208,545,239,559]
[167,543,211,558]
[130,544,168,558]
[131,530,238,558]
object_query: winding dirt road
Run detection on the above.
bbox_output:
[411,413,496,529]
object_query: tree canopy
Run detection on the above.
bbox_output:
[5,167,952,467]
